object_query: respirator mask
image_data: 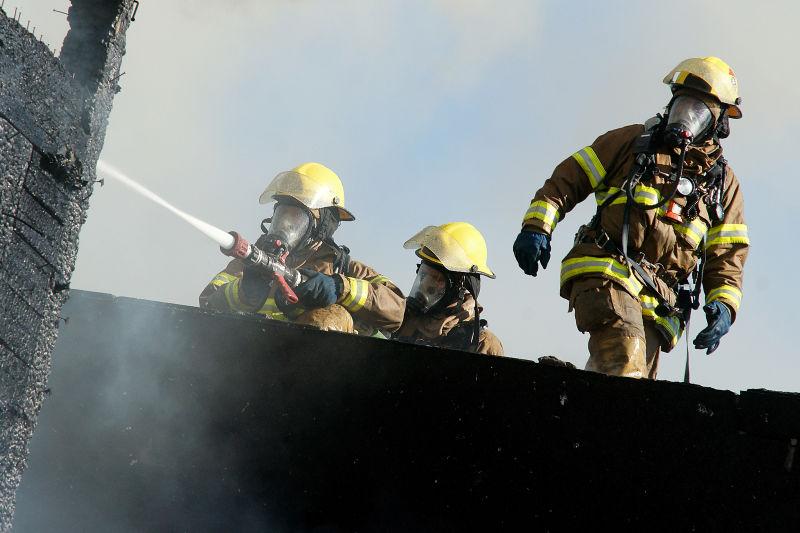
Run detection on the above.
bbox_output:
[663,95,715,148]
[406,262,451,315]
[260,203,312,255]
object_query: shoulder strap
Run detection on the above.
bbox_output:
[330,242,351,275]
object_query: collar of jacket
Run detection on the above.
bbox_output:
[286,241,338,273]
[656,140,723,176]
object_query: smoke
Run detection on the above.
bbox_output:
[14,293,288,531]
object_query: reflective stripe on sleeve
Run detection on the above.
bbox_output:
[340,277,370,312]
[640,293,683,349]
[572,147,607,189]
[705,224,750,248]
[223,278,247,311]
[367,274,393,286]
[523,200,560,232]
[560,256,643,295]
[211,272,238,288]
[706,285,742,311]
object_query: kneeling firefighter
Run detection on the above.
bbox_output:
[394,222,504,356]
[200,162,405,335]
[513,57,750,379]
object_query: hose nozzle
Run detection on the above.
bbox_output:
[221,231,251,259]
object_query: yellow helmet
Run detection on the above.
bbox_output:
[403,222,495,278]
[663,56,742,118]
[259,162,355,221]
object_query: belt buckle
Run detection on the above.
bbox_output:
[594,232,610,249]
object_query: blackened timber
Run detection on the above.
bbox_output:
[14,291,800,532]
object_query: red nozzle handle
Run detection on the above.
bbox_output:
[274,274,299,305]
[222,231,250,259]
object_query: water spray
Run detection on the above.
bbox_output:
[96,160,302,303]
[97,160,235,249]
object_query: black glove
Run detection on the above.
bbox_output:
[294,269,343,309]
[240,263,271,304]
[693,301,732,355]
[513,230,551,276]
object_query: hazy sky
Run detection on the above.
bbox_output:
[12,0,800,393]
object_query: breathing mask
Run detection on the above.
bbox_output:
[262,203,312,254]
[664,95,715,148]
[407,262,450,315]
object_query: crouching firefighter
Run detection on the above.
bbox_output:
[200,162,405,336]
[513,56,750,379]
[394,222,504,356]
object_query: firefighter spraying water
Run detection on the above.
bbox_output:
[98,160,405,334]
[96,161,305,303]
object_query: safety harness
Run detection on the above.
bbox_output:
[579,121,727,357]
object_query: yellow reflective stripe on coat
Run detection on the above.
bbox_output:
[223,278,249,311]
[560,256,643,295]
[594,186,622,206]
[673,218,709,248]
[705,224,750,248]
[572,147,607,189]
[706,285,742,311]
[340,277,370,312]
[640,293,683,348]
[632,184,660,206]
[593,185,660,207]
[523,200,560,231]
[256,297,289,321]
[211,271,238,288]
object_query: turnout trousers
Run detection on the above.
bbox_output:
[569,277,662,379]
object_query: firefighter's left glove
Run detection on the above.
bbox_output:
[693,301,732,355]
[294,269,343,309]
[513,230,551,277]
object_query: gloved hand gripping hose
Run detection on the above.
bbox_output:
[294,269,343,309]
[221,231,304,304]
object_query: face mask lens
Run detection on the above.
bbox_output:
[408,263,448,313]
[268,203,310,250]
[667,96,713,140]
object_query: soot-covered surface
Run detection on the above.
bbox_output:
[0,3,133,528]
[14,290,800,532]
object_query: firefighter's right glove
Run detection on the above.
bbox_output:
[513,230,551,277]
[294,269,343,309]
[240,263,272,304]
[693,301,732,355]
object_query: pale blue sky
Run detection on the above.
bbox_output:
[13,1,799,392]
